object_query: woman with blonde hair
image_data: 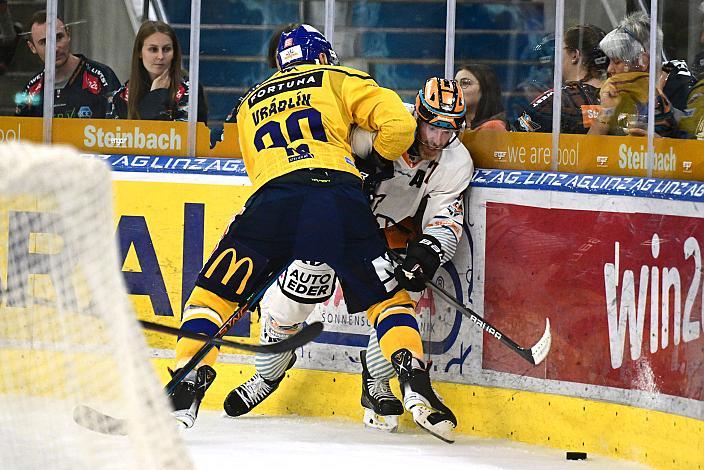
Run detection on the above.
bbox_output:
[107,20,207,122]
[589,12,675,137]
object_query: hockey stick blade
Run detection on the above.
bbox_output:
[526,318,551,365]
[73,404,128,436]
[388,250,552,365]
[73,322,323,436]
[139,320,323,354]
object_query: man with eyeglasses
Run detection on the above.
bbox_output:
[15,10,120,118]
[589,12,676,137]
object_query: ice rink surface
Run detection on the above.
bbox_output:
[184,411,649,470]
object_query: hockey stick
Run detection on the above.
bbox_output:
[139,320,323,355]
[388,250,551,365]
[72,321,322,437]
[164,262,290,395]
[74,263,300,435]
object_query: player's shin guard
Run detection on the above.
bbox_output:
[174,307,224,369]
[223,314,300,417]
[175,284,239,370]
[391,349,456,443]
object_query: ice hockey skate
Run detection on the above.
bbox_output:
[223,354,296,417]
[360,350,403,432]
[169,365,216,429]
[391,349,456,443]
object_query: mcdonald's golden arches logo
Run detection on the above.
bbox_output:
[203,248,254,294]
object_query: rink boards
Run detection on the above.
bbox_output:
[4,152,699,469]
[86,155,701,469]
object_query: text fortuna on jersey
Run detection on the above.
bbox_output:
[248,71,323,106]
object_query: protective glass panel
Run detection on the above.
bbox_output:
[553,1,625,174]
[467,1,555,129]
[653,0,703,179]
[39,0,186,155]
[192,0,305,154]
[457,0,556,170]
[660,0,702,140]
[556,2,615,137]
[335,0,444,104]
[0,0,27,120]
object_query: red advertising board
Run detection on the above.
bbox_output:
[483,202,704,401]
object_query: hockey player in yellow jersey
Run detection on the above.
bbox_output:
[170,24,457,442]
[223,78,471,436]
[236,58,409,190]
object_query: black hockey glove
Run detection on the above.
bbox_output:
[355,147,394,197]
[394,235,443,292]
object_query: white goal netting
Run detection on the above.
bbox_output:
[0,143,192,469]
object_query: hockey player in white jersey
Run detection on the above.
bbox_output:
[224,77,473,440]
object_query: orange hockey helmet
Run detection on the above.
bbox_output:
[415,77,466,130]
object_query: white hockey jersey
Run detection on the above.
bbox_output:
[351,106,473,263]
[264,107,473,318]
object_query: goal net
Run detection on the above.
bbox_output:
[0,143,192,469]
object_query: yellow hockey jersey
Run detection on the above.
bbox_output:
[236,64,416,190]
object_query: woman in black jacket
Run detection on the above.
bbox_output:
[107,20,207,122]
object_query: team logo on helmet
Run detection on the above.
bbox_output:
[415,77,466,130]
[276,24,340,69]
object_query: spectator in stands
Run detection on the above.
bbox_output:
[15,10,121,118]
[676,65,704,139]
[0,0,20,76]
[513,25,607,134]
[660,59,696,116]
[454,63,507,132]
[589,12,676,137]
[107,20,207,122]
[663,51,704,140]
[690,50,704,79]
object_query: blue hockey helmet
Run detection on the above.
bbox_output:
[276,24,339,69]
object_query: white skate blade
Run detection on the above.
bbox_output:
[410,405,455,443]
[362,407,399,433]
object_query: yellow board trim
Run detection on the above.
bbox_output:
[152,358,703,470]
